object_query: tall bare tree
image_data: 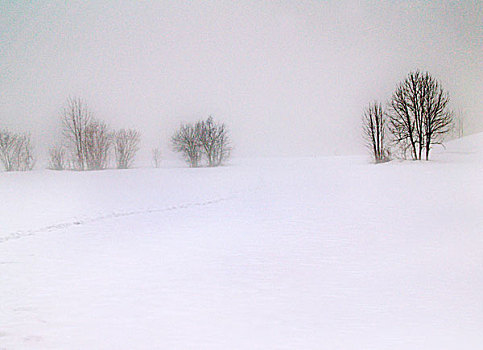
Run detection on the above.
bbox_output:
[171,123,202,167]
[61,98,114,170]
[0,129,35,171]
[389,73,421,160]
[62,97,92,170]
[114,128,141,169]
[197,116,231,167]
[389,71,453,160]
[362,102,388,163]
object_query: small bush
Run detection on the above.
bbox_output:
[0,129,35,171]
[114,129,141,169]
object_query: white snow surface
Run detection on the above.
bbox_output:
[1,134,483,349]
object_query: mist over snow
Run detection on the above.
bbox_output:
[0,0,481,160]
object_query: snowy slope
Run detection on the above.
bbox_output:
[432,132,483,162]
[1,134,482,349]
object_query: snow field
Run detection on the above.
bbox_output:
[1,135,482,349]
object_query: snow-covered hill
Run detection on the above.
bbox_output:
[1,134,482,349]
[432,132,483,162]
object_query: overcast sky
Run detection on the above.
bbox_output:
[1,0,481,158]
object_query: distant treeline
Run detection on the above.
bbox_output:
[0,97,231,172]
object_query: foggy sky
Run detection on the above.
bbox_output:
[1,0,481,159]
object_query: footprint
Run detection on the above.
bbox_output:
[13,306,33,312]
[23,335,43,343]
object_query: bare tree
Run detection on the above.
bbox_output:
[0,129,35,171]
[114,129,140,169]
[171,123,202,167]
[362,102,388,163]
[388,71,453,160]
[453,111,464,139]
[18,134,35,171]
[0,130,17,171]
[48,144,67,170]
[152,147,162,168]
[389,72,421,160]
[62,97,92,170]
[84,119,111,170]
[197,116,231,167]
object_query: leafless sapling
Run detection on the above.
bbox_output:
[17,133,35,171]
[362,102,388,163]
[197,116,231,167]
[0,129,35,171]
[48,144,67,170]
[171,123,202,167]
[114,128,141,169]
[84,119,112,170]
[453,111,464,139]
[152,147,162,168]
